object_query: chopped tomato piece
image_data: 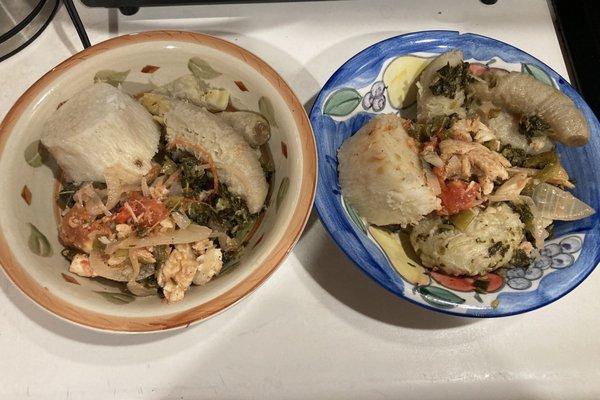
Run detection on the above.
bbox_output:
[439,180,479,215]
[59,204,111,252]
[432,166,445,180]
[113,193,168,227]
[468,63,489,77]
[114,208,130,224]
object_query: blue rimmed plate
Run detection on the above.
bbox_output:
[310,30,600,317]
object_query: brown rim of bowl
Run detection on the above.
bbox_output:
[0,30,317,333]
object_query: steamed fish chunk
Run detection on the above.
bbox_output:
[417,50,467,122]
[218,111,271,148]
[139,94,268,214]
[338,114,441,227]
[154,74,229,112]
[478,71,589,146]
[41,83,160,184]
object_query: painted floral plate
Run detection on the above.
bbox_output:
[310,31,600,317]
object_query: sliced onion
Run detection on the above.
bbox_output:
[171,211,191,229]
[488,173,529,203]
[128,249,141,281]
[89,249,132,282]
[141,177,150,198]
[124,249,157,296]
[474,128,495,143]
[104,167,141,210]
[423,161,441,195]
[518,195,549,249]
[76,183,111,217]
[422,151,444,168]
[532,183,595,221]
[106,224,211,254]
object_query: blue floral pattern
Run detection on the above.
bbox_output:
[505,235,583,291]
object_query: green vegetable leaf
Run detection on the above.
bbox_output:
[93,69,130,87]
[521,63,555,88]
[24,140,43,167]
[417,285,465,309]
[429,62,472,99]
[323,88,361,116]
[501,144,527,167]
[93,290,135,305]
[509,201,534,224]
[57,182,81,209]
[27,223,52,257]
[259,96,278,128]
[519,115,551,139]
[408,113,458,142]
[276,177,289,211]
[188,57,222,80]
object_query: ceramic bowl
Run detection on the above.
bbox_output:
[0,31,316,332]
[310,31,600,317]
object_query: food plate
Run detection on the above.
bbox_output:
[310,30,600,317]
[0,31,316,332]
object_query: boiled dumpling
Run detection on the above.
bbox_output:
[417,50,467,122]
[338,114,441,227]
[41,83,160,184]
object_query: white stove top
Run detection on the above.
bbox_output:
[1,1,599,399]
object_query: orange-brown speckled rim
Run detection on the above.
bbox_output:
[0,31,317,333]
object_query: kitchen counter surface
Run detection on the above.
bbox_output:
[1,1,598,399]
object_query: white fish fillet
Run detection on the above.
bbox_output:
[162,99,268,214]
[41,83,160,184]
[218,111,271,147]
[154,74,229,112]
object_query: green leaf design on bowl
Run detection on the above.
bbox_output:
[188,57,222,80]
[323,88,361,116]
[93,290,136,305]
[276,177,289,211]
[416,285,465,309]
[27,223,52,257]
[93,69,130,87]
[259,96,278,128]
[342,197,366,233]
[521,63,556,88]
[24,140,43,167]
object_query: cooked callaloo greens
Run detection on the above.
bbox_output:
[41,59,273,302]
[338,50,594,277]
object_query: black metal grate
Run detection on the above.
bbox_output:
[552,0,600,116]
